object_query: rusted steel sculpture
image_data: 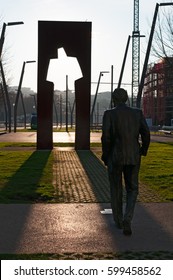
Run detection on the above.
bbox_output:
[37,21,91,150]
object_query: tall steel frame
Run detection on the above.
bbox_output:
[132,0,140,107]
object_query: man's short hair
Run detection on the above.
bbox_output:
[112,88,128,103]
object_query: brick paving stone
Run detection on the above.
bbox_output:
[53,149,166,203]
[53,150,103,202]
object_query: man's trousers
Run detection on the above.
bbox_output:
[107,160,141,224]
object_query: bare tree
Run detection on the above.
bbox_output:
[152,6,173,66]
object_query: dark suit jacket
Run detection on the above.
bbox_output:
[101,104,150,165]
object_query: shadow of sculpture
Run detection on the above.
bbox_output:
[77,150,111,202]
[0,151,51,203]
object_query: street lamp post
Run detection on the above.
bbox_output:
[0,23,7,59]
[0,21,24,58]
[69,98,75,129]
[90,71,109,128]
[110,65,114,108]
[0,21,24,132]
[0,83,8,130]
[118,35,131,89]
[66,75,68,132]
[0,60,11,131]
[20,89,27,129]
[14,60,36,132]
[30,94,37,110]
[53,95,58,128]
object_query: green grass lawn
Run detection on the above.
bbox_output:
[0,142,173,203]
[140,142,173,201]
[0,150,54,203]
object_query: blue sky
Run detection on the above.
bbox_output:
[1,0,173,95]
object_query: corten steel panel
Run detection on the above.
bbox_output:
[37,21,91,150]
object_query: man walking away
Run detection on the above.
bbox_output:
[101,88,150,235]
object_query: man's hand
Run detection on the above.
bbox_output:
[140,147,147,156]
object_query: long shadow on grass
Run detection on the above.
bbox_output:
[0,150,51,203]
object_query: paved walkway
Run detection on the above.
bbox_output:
[0,131,102,143]
[0,132,173,259]
[0,203,173,256]
[0,131,173,143]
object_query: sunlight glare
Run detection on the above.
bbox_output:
[47,47,83,90]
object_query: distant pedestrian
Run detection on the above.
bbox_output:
[101,88,150,235]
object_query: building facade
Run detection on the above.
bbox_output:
[143,57,173,126]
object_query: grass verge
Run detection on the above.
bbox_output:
[0,150,54,203]
[140,142,173,201]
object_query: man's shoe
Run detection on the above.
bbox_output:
[123,221,132,236]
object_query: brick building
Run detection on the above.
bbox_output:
[142,57,173,126]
